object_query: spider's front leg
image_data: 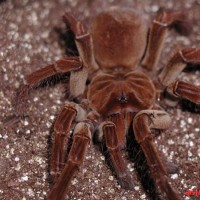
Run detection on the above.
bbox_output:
[98,120,135,190]
[50,102,86,181]
[49,109,99,200]
[159,48,200,104]
[133,110,182,200]
[14,56,82,117]
[141,9,191,70]
[49,122,91,200]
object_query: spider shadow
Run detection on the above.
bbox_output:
[180,99,200,113]
[53,25,78,56]
[184,63,200,72]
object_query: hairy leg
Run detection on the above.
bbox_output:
[167,80,200,104]
[48,122,92,200]
[133,110,182,200]
[98,120,134,190]
[141,9,191,71]
[158,48,200,104]
[48,108,99,200]
[63,13,98,70]
[15,56,82,117]
[50,102,86,181]
[63,13,99,97]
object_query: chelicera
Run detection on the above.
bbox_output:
[14,7,200,200]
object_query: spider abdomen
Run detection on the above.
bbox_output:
[88,71,156,116]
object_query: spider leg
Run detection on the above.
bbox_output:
[15,56,82,117]
[167,80,200,104]
[98,121,134,190]
[50,102,86,182]
[48,121,92,200]
[133,110,182,200]
[48,110,99,200]
[158,48,200,103]
[63,13,99,98]
[141,9,191,70]
[107,113,127,147]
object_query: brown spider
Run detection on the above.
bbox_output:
[14,7,200,200]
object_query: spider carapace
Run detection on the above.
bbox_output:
[14,7,200,200]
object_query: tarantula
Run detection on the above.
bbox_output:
[14,7,200,200]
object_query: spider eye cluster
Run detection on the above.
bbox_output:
[117,93,128,104]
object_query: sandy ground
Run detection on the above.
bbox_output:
[0,0,200,200]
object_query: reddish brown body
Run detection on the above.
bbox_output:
[88,9,155,117]
[13,7,200,200]
[90,8,147,69]
[88,71,156,116]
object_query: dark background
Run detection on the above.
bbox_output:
[0,0,200,199]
